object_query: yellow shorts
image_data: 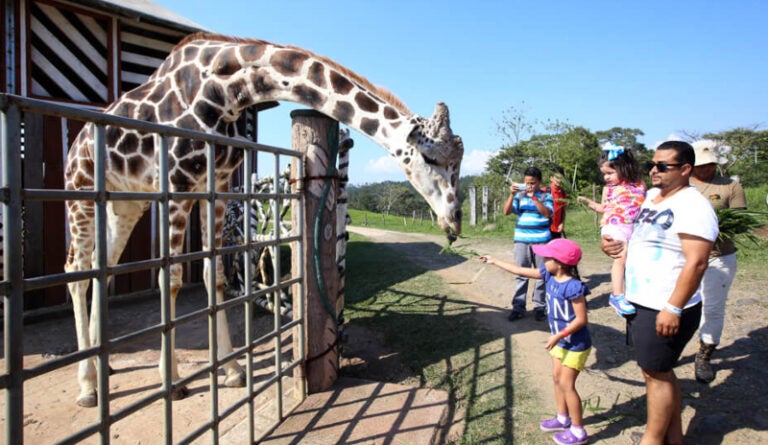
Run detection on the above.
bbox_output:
[549,346,592,371]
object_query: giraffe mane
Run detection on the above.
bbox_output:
[175,32,412,115]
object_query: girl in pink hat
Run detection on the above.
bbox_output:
[480,238,591,445]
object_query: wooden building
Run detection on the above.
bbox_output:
[2,0,208,309]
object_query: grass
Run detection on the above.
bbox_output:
[343,233,551,444]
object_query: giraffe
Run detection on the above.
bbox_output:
[64,33,464,407]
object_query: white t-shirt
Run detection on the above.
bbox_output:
[625,187,719,310]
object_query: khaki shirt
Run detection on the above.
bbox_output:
[691,175,747,257]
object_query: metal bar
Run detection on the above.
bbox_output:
[295,153,307,400]
[1,94,302,158]
[157,134,173,445]
[205,140,219,444]
[2,100,24,445]
[1,92,310,443]
[272,152,284,421]
[93,123,112,444]
[242,148,256,444]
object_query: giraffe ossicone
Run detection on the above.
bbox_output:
[64,33,463,407]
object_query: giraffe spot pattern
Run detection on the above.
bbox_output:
[270,50,309,76]
[119,133,139,154]
[227,78,252,108]
[182,45,199,63]
[360,117,379,136]
[383,106,399,120]
[250,71,276,96]
[194,101,221,128]
[202,82,227,107]
[330,71,354,95]
[127,155,145,176]
[198,47,219,67]
[158,92,185,121]
[292,85,325,108]
[354,92,379,113]
[109,152,125,172]
[239,43,266,61]
[308,62,326,88]
[212,47,240,76]
[137,103,156,122]
[175,65,202,104]
[333,101,354,125]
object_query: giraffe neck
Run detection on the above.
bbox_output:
[157,36,417,155]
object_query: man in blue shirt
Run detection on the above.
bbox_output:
[503,166,554,321]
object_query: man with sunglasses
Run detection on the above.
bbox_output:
[602,141,718,445]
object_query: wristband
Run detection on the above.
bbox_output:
[559,328,571,337]
[663,302,683,317]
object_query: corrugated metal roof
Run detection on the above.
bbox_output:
[78,0,210,32]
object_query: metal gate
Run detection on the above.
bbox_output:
[0,93,307,444]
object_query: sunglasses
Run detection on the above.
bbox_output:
[644,161,684,173]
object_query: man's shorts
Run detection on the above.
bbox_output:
[549,346,592,371]
[628,303,701,372]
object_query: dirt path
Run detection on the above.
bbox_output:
[346,226,768,444]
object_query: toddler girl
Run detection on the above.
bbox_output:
[577,143,645,316]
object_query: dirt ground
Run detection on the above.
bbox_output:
[344,226,768,445]
[3,226,766,444]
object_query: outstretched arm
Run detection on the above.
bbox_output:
[479,255,542,279]
[577,186,608,213]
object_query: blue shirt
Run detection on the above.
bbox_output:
[540,264,592,351]
[512,191,554,244]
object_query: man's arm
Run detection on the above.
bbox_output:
[503,184,520,216]
[656,234,714,337]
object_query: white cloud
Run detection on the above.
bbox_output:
[364,155,401,175]
[461,149,498,175]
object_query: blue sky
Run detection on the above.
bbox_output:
[153,0,767,185]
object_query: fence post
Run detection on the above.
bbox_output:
[469,186,477,227]
[290,110,340,393]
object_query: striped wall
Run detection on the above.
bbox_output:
[29,1,110,103]
[27,0,188,105]
[119,21,184,93]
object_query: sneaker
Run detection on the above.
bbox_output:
[507,309,525,321]
[609,294,636,316]
[535,308,547,321]
[540,416,570,432]
[553,429,588,445]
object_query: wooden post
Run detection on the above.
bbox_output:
[469,186,477,227]
[290,110,340,393]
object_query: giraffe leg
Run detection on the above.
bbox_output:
[161,200,193,400]
[64,200,98,407]
[162,262,189,400]
[202,199,246,388]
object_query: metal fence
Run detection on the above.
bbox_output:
[0,93,306,444]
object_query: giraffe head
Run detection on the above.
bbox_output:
[402,103,464,241]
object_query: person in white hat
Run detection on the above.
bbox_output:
[689,140,747,383]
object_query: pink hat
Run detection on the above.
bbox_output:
[532,238,582,266]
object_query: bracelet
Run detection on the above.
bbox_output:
[663,302,683,317]
[559,328,571,337]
